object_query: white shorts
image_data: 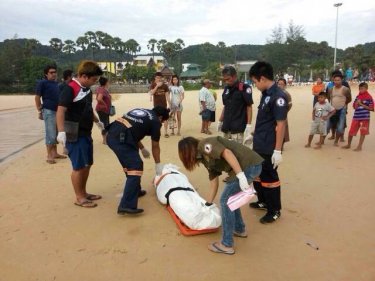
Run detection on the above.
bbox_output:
[310,120,327,136]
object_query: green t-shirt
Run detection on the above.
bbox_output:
[197,136,263,181]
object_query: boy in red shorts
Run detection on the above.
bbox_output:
[342,82,374,151]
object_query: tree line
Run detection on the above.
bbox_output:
[0,21,374,93]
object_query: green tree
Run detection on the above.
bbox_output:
[147,38,158,60]
[49,38,63,52]
[63,40,76,54]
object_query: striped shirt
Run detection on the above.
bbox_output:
[353,91,374,120]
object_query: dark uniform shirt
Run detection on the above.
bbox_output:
[197,136,263,181]
[122,108,162,142]
[59,80,94,136]
[253,83,288,155]
[221,81,253,134]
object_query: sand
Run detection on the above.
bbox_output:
[0,84,374,281]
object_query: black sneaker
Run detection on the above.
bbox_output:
[260,211,281,224]
[138,190,147,197]
[117,207,144,215]
[249,202,267,210]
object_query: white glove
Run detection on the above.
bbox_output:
[271,150,283,169]
[236,171,249,191]
[57,132,66,147]
[217,121,223,132]
[155,163,164,176]
[243,124,253,145]
[141,148,150,158]
[96,121,105,131]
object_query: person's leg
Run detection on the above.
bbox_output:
[43,109,58,162]
[164,121,169,137]
[314,135,324,149]
[71,166,91,202]
[305,135,313,147]
[354,135,365,151]
[334,108,346,146]
[342,136,353,149]
[176,111,182,135]
[258,154,281,224]
[219,180,242,248]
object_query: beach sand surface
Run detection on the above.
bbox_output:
[0,84,374,281]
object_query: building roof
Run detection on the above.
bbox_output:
[160,65,174,76]
[180,67,204,78]
[236,60,257,72]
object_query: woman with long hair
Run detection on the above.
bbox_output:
[169,75,184,136]
[178,136,263,255]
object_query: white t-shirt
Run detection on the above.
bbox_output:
[314,100,335,121]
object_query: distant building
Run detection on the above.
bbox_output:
[133,55,165,71]
[180,63,204,81]
[235,61,256,84]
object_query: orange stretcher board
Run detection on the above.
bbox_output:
[166,206,219,236]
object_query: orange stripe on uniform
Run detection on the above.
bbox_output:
[261,181,280,188]
[123,168,143,176]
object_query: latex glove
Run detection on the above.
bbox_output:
[243,124,253,145]
[96,121,105,131]
[217,121,223,132]
[236,171,249,191]
[57,132,66,147]
[271,150,283,169]
[141,148,150,158]
[155,163,164,176]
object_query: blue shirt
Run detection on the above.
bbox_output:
[253,83,288,155]
[36,79,59,111]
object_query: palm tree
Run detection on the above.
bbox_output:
[84,31,99,60]
[125,39,141,56]
[49,38,63,53]
[147,39,157,60]
[24,38,41,57]
[216,41,226,64]
[76,36,89,59]
[174,38,185,74]
[63,40,76,54]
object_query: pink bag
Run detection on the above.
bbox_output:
[227,183,256,211]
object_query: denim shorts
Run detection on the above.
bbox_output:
[42,109,57,145]
[201,109,211,121]
[66,136,93,170]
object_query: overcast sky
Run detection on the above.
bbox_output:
[1,0,374,53]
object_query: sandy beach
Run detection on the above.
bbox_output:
[0,84,374,281]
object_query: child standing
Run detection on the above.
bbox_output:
[305,92,336,149]
[342,82,374,151]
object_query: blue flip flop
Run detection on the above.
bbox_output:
[208,242,235,255]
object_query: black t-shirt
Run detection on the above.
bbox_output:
[123,108,162,142]
[253,83,288,155]
[59,80,94,136]
[221,81,253,134]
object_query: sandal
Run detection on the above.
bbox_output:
[233,230,248,238]
[54,154,67,159]
[86,194,102,201]
[46,159,56,164]
[165,134,169,138]
[208,242,235,255]
[74,200,97,208]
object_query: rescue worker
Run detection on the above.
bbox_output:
[217,65,253,145]
[106,106,169,215]
[178,136,263,255]
[249,61,288,224]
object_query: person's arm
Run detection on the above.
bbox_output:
[312,109,315,121]
[358,99,374,111]
[246,105,252,124]
[151,140,161,163]
[344,88,352,105]
[206,177,219,204]
[324,108,336,120]
[34,95,42,113]
[275,120,286,151]
[221,149,242,174]
[200,101,206,111]
[56,106,67,132]
[165,89,171,108]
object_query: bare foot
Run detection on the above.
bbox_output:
[314,145,322,149]
[342,145,350,149]
[328,136,335,140]
[353,147,362,151]
[333,142,339,147]
[304,144,311,148]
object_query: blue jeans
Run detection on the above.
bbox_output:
[327,107,346,134]
[220,164,262,247]
[42,109,57,145]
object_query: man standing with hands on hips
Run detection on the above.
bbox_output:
[249,61,287,224]
[56,60,105,208]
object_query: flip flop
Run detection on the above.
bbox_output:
[74,200,97,208]
[233,230,248,238]
[86,194,102,201]
[54,155,67,159]
[46,159,56,164]
[208,242,235,255]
